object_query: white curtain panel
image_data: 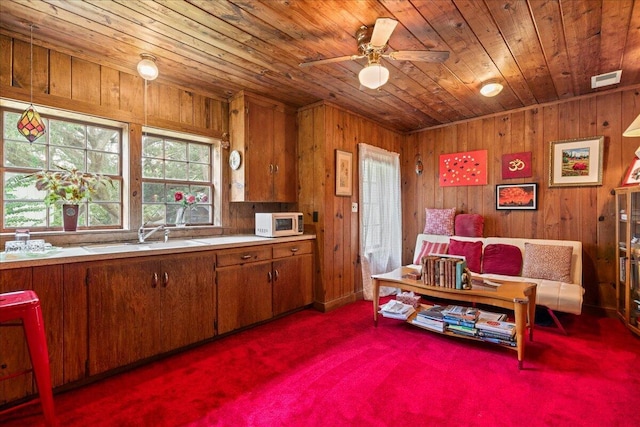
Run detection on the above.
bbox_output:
[358,143,402,300]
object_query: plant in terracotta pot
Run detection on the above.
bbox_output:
[32,166,112,231]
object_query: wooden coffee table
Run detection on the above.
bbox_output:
[372,267,537,369]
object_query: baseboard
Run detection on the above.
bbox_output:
[313,293,357,312]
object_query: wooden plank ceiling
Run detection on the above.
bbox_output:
[0,0,639,133]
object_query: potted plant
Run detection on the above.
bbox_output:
[32,166,112,231]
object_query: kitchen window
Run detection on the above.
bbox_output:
[141,131,215,226]
[1,107,123,231]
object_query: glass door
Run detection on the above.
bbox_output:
[617,191,628,319]
[630,190,640,329]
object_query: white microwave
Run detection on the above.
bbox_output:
[255,212,304,237]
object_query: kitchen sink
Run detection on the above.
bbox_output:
[83,239,205,254]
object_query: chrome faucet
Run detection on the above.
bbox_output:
[138,224,170,243]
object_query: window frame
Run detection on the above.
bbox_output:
[1,101,127,232]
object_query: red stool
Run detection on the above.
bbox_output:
[0,290,56,426]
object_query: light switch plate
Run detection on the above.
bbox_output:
[351,202,358,213]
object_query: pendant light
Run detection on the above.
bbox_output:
[16,24,46,143]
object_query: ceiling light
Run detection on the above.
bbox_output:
[623,113,640,137]
[359,61,389,89]
[480,81,503,97]
[137,54,158,81]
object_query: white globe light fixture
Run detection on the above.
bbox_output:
[137,54,159,81]
[359,61,389,90]
[480,80,503,97]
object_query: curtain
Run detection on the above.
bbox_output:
[358,143,402,300]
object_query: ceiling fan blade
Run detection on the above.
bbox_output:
[385,50,450,63]
[370,18,398,47]
[299,54,364,67]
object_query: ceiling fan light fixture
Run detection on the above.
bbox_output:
[480,81,503,97]
[137,54,159,81]
[359,62,389,89]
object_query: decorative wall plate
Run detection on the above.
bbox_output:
[229,150,241,170]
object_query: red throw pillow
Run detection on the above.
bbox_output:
[448,239,483,273]
[455,214,484,237]
[414,240,449,264]
[482,244,522,276]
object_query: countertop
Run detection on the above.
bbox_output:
[0,234,316,270]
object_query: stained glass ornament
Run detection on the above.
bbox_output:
[17,104,46,142]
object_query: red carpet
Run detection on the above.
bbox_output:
[2,300,639,426]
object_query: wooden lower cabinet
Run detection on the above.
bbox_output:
[216,241,314,334]
[85,252,215,375]
[273,241,313,316]
[0,266,63,406]
[216,246,273,334]
[0,238,314,408]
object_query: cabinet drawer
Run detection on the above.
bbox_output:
[273,241,313,259]
[216,246,272,267]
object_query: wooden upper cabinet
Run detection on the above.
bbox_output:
[229,91,297,202]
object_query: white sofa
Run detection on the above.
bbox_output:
[411,234,584,321]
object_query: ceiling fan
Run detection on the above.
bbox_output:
[299,18,449,90]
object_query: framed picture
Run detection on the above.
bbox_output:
[335,149,352,196]
[496,183,538,210]
[622,158,640,186]
[439,149,488,187]
[549,136,604,187]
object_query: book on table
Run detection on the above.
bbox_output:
[475,318,516,337]
[411,316,445,332]
[416,304,445,320]
[442,305,479,321]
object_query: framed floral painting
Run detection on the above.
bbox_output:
[549,136,604,187]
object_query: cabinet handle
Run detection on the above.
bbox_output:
[290,247,299,253]
[152,272,158,288]
[268,271,272,282]
[269,164,274,174]
[241,254,252,260]
[274,269,279,281]
[163,272,169,287]
[274,164,279,173]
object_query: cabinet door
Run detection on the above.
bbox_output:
[0,268,34,404]
[160,253,215,352]
[273,253,313,316]
[87,259,162,375]
[217,261,272,334]
[0,266,63,405]
[245,98,275,201]
[272,107,297,202]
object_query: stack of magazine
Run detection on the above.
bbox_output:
[475,318,517,346]
[411,304,515,344]
[412,305,446,332]
[378,300,416,320]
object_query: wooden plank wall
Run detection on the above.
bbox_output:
[402,88,640,310]
[298,102,403,311]
[0,35,286,236]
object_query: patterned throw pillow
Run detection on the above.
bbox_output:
[448,239,483,273]
[522,243,573,282]
[424,208,456,236]
[414,240,449,264]
[482,244,522,276]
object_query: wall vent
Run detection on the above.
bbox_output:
[591,70,622,89]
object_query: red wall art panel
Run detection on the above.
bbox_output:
[502,151,532,179]
[439,150,488,187]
